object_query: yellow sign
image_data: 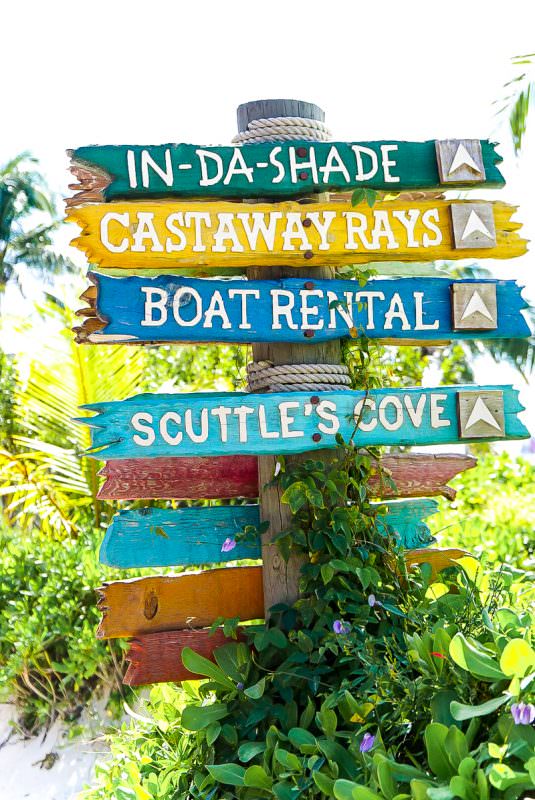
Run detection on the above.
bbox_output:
[68,199,525,271]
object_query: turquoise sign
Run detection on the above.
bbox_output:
[78,386,527,459]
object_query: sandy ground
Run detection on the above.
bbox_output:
[0,698,109,800]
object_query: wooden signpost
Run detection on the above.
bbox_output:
[78,386,527,459]
[75,273,530,345]
[68,139,504,202]
[96,453,477,501]
[67,198,526,271]
[100,498,438,568]
[67,97,531,688]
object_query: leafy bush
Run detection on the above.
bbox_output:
[82,446,535,800]
[0,523,127,733]
[432,453,535,570]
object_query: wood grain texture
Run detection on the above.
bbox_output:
[121,546,472,685]
[98,453,477,501]
[97,455,259,499]
[100,498,439,568]
[79,386,528,460]
[74,274,530,345]
[67,140,504,204]
[124,628,245,685]
[67,199,525,272]
[97,566,264,639]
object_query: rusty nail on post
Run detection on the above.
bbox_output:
[299,171,309,181]
[304,330,315,338]
[296,146,308,157]
[304,250,313,259]
[302,218,312,228]
[312,433,322,442]
[310,395,320,405]
[304,280,314,289]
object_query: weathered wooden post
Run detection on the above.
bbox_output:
[238,99,341,611]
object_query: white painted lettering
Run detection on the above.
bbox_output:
[354,398,377,431]
[141,149,173,188]
[344,212,373,250]
[132,412,155,446]
[271,290,297,330]
[196,149,224,186]
[100,211,129,253]
[204,290,232,329]
[228,288,260,329]
[414,292,440,330]
[131,212,163,253]
[236,211,282,250]
[384,293,411,330]
[223,148,254,185]
[281,213,311,251]
[430,393,450,428]
[319,146,351,184]
[184,408,209,442]
[172,287,202,327]
[141,287,168,327]
[355,291,385,329]
[306,211,336,250]
[279,401,303,438]
[213,214,244,253]
[259,405,279,439]
[159,412,182,445]
[422,209,443,246]
[378,396,403,431]
[381,144,400,183]
[352,145,378,181]
[316,400,339,435]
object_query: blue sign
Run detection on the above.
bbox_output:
[78,386,528,459]
[79,274,529,345]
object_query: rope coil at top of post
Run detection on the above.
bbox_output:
[232,117,332,144]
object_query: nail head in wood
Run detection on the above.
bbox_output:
[302,218,312,228]
[304,329,315,338]
[296,147,308,157]
[310,395,320,405]
[451,203,496,249]
[304,250,314,259]
[312,433,322,442]
[304,280,314,289]
[144,590,159,620]
[436,139,486,184]
[299,171,309,181]
[452,282,498,330]
[457,390,505,439]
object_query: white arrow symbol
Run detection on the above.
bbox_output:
[464,397,502,432]
[461,210,494,241]
[448,143,482,176]
[460,290,494,322]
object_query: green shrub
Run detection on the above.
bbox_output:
[82,446,535,800]
[0,523,127,733]
[432,453,535,570]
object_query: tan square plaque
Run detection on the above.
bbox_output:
[436,139,486,184]
[452,282,498,330]
[457,390,505,439]
[451,203,496,249]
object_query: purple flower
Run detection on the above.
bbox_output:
[360,732,375,752]
[221,537,236,553]
[236,682,244,691]
[511,702,535,726]
[333,620,351,635]
[368,594,382,608]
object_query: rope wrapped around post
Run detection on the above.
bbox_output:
[232,116,332,144]
[246,360,351,393]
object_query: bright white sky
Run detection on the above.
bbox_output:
[1,0,534,444]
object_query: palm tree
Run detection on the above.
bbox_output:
[496,53,534,153]
[0,152,77,293]
[0,297,146,536]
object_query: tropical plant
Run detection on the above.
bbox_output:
[0,296,146,535]
[496,53,535,153]
[0,522,128,735]
[0,152,77,293]
[81,445,535,800]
